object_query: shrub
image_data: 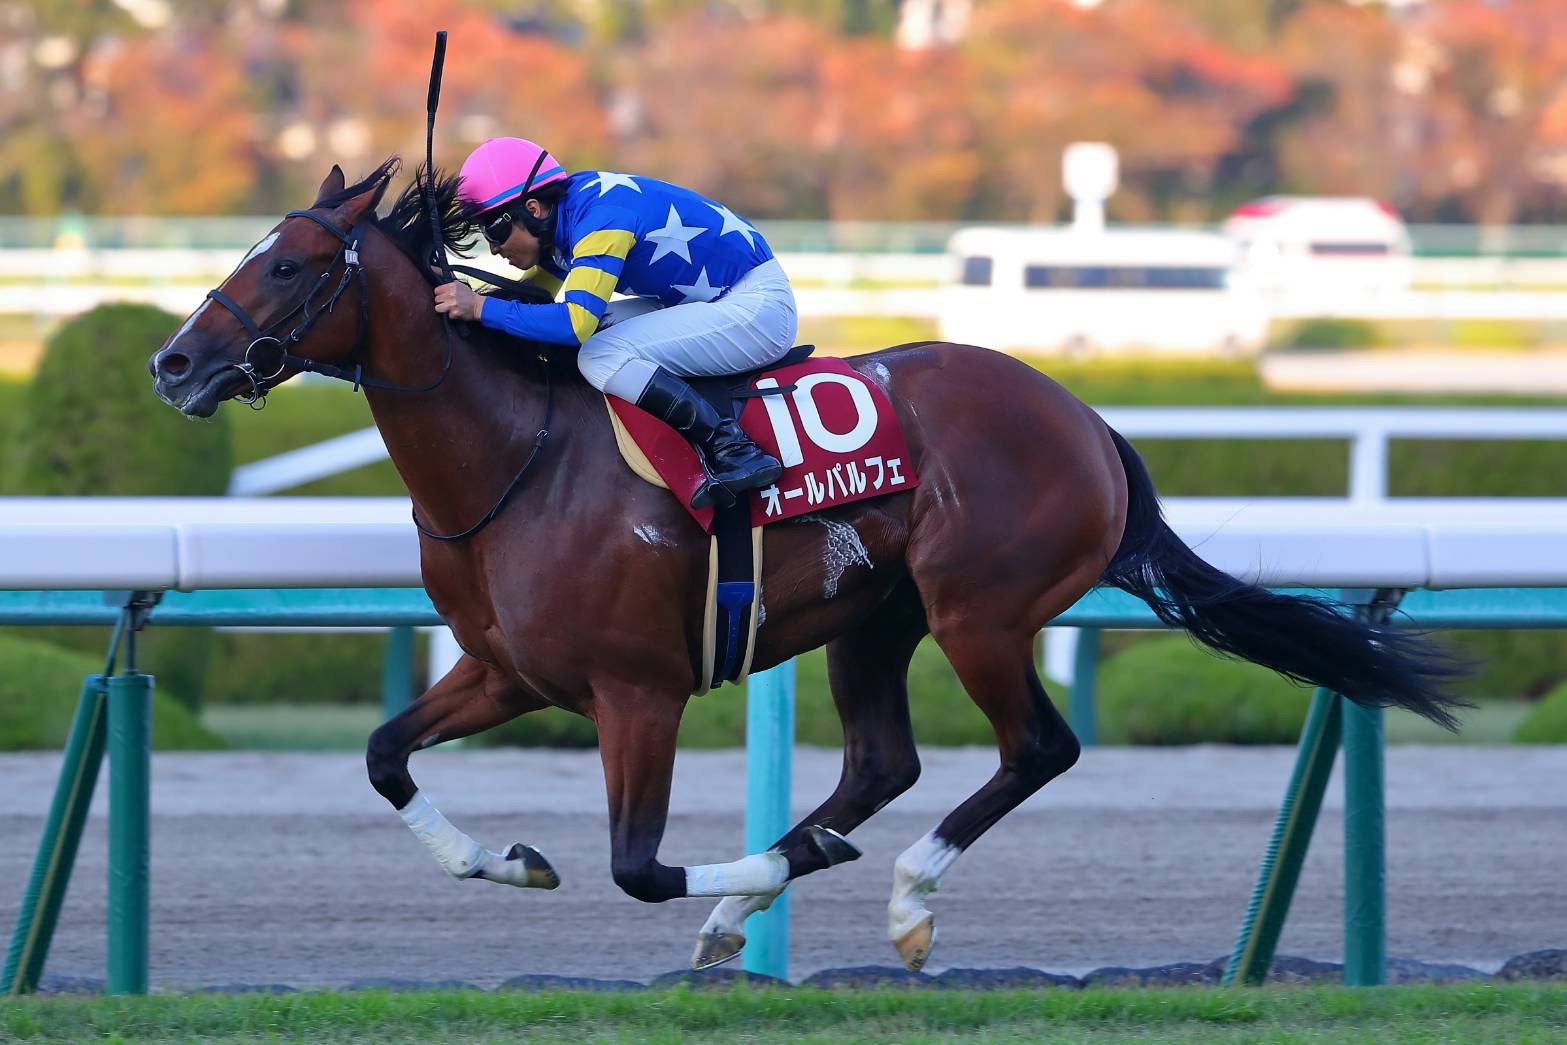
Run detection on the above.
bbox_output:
[12,626,215,715]
[1097,635,1311,745]
[0,633,223,751]
[2,303,232,495]
[203,632,406,706]
[1277,319,1382,350]
[1514,682,1567,743]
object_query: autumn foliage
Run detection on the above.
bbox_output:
[2,0,1564,223]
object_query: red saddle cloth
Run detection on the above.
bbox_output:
[610,356,918,532]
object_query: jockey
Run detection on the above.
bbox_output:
[434,137,794,510]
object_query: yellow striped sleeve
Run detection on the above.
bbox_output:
[571,229,636,260]
[567,302,600,344]
[523,266,563,297]
[561,264,618,303]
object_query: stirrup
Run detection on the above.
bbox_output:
[691,475,739,510]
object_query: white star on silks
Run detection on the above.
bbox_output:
[645,204,708,265]
[672,267,725,303]
[588,171,642,197]
[707,202,758,249]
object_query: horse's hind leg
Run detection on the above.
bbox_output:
[366,653,560,889]
[694,581,929,969]
[886,624,1081,971]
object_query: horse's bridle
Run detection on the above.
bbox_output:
[204,204,552,543]
[204,209,456,405]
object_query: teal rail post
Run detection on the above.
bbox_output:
[1225,588,1397,987]
[1222,688,1343,985]
[1069,628,1100,746]
[106,672,153,995]
[3,676,110,994]
[742,659,795,979]
[381,626,415,720]
[1342,698,1386,985]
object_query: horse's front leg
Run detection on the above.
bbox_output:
[594,685,824,906]
[695,583,928,968]
[366,653,560,889]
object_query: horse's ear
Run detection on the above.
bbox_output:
[333,169,395,224]
[314,165,346,206]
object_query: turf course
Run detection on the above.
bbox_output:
[1,984,1562,1044]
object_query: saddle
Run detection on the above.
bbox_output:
[688,343,818,420]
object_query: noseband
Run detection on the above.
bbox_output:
[204,209,453,406]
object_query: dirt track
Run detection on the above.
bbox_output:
[1,746,1562,989]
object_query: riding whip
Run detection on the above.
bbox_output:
[424,30,455,285]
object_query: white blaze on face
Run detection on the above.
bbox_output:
[887,829,962,941]
[165,231,281,353]
[238,231,281,269]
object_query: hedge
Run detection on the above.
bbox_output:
[0,633,223,751]
[1,303,232,496]
[1097,635,1312,745]
[10,626,215,715]
[1514,681,1567,743]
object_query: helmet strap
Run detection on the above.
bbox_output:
[515,148,555,247]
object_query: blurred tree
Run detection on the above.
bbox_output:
[1275,0,1567,224]
[964,0,1290,222]
[1274,2,1410,205]
[815,38,983,219]
[619,12,831,217]
[69,31,260,213]
[1414,0,1567,225]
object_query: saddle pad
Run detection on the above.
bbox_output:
[608,356,918,532]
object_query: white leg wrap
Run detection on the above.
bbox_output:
[685,851,790,898]
[397,791,485,880]
[701,885,781,936]
[887,830,961,941]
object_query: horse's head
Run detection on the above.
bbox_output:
[149,162,397,417]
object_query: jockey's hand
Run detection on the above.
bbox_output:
[433,281,483,322]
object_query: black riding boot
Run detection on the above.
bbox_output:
[635,368,783,509]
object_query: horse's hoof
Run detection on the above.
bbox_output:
[476,843,560,890]
[805,825,862,867]
[892,914,935,972]
[509,842,561,889]
[691,931,746,971]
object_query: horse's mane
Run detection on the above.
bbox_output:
[319,156,581,382]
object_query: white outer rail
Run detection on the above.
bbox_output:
[230,407,1567,504]
[0,497,1563,593]
[1096,406,1567,504]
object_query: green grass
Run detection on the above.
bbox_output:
[0,983,1561,1044]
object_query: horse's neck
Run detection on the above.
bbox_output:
[361,310,563,536]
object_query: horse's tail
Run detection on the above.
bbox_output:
[1099,427,1466,730]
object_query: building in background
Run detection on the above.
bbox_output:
[1225,197,1413,314]
[939,144,1267,355]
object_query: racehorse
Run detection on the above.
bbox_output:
[148,159,1462,973]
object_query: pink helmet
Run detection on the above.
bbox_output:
[457,137,568,213]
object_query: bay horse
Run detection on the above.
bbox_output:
[148,159,1461,973]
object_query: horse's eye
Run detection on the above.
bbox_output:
[271,261,300,280]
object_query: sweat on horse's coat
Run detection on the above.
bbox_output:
[148,158,1465,973]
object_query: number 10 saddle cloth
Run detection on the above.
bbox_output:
[606,346,919,694]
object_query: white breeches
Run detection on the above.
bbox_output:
[578,258,799,402]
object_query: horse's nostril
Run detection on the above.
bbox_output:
[159,352,191,379]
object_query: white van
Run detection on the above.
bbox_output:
[1223,196,1412,312]
[939,226,1268,354]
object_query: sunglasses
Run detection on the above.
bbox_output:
[480,212,514,246]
